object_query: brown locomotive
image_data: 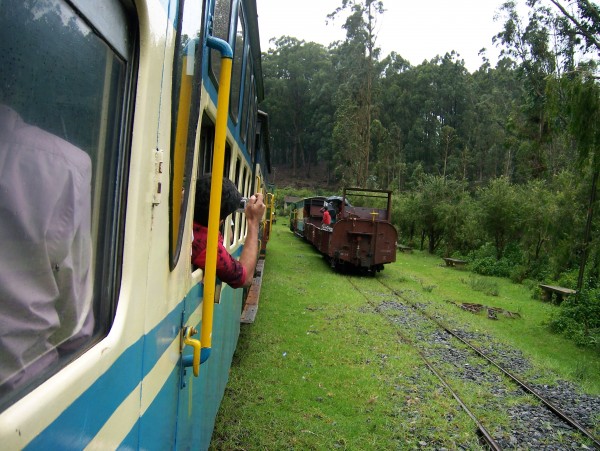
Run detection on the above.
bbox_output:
[290,188,397,273]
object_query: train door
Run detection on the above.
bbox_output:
[132,0,206,448]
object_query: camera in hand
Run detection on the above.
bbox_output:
[237,197,248,213]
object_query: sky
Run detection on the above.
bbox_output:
[256,0,509,73]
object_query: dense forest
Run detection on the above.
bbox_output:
[259,0,600,348]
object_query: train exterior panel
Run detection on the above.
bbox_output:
[0,0,270,449]
[292,189,398,273]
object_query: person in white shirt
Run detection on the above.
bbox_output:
[0,105,94,395]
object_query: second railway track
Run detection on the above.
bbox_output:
[347,275,600,450]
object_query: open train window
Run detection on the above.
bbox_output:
[0,0,136,408]
[198,114,231,178]
[169,0,205,269]
[194,113,233,273]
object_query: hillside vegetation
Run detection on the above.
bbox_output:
[262,0,600,349]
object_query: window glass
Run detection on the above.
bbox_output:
[0,0,134,405]
[249,89,258,156]
[197,115,231,179]
[199,116,215,176]
[230,157,241,239]
[170,0,203,268]
[240,61,251,143]
[238,165,249,240]
[229,7,245,122]
[209,0,231,85]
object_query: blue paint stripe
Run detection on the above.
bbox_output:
[24,337,144,449]
[136,366,180,449]
[25,298,188,449]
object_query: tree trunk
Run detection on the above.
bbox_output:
[577,168,599,291]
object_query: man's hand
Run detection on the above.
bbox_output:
[244,193,266,224]
[238,192,266,287]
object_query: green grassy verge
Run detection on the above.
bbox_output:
[210,221,600,449]
[388,251,600,391]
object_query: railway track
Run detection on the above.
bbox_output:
[347,276,600,450]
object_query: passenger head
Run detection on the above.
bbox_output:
[194,174,242,226]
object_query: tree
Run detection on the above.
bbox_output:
[478,177,521,259]
[493,0,578,181]
[328,0,384,187]
[544,0,600,56]
[562,72,600,290]
[413,175,467,254]
[518,180,556,270]
[439,125,457,178]
[261,38,333,177]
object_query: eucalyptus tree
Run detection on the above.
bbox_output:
[469,57,520,181]
[543,0,600,56]
[517,179,557,275]
[551,71,600,290]
[412,175,469,254]
[261,37,333,177]
[396,53,472,177]
[540,0,600,290]
[328,0,384,187]
[370,120,406,190]
[478,176,521,260]
[493,0,584,180]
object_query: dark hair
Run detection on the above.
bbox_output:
[193,174,242,226]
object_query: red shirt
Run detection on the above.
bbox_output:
[192,222,247,288]
[322,210,331,225]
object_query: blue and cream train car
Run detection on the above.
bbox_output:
[0,0,270,448]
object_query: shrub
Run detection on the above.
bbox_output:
[547,288,600,349]
[468,242,524,278]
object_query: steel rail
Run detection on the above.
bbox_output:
[347,277,502,451]
[376,278,600,449]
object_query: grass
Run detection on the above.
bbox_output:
[210,221,600,449]
[388,251,600,391]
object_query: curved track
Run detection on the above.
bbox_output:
[347,276,600,450]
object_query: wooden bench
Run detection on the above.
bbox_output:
[442,257,467,268]
[396,243,413,253]
[539,284,576,304]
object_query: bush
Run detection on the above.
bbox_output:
[547,288,600,349]
[468,242,524,278]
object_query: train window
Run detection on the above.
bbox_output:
[224,147,232,179]
[169,0,204,269]
[247,81,257,151]
[199,116,215,176]
[240,59,252,143]
[198,114,232,179]
[209,0,232,85]
[0,0,135,406]
[238,165,249,240]
[229,7,245,123]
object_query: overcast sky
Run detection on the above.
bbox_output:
[256,0,510,73]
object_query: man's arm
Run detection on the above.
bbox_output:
[238,193,266,288]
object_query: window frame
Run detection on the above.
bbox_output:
[0,0,138,410]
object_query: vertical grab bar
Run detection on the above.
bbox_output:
[200,36,233,365]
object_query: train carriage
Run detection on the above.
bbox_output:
[292,188,398,273]
[0,0,270,449]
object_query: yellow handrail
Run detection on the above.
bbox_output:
[200,37,233,364]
